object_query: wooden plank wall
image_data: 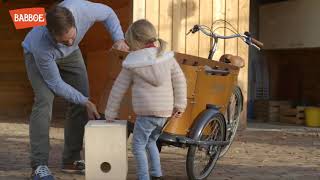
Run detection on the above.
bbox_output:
[0,0,56,120]
[133,0,250,127]
[0,0,132,120]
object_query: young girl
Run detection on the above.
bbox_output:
[104,19,187,180]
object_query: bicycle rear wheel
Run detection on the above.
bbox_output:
[220,86,243,157]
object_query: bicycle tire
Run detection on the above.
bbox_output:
[219,86,243,157]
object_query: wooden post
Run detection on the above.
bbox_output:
[199,0,212,58]
[212,0,226,60]
[159,0,173,50]
[225,0,239,56]
[133,0,145,20]
[172,0,187,54]
[185,0,200,56]
[146,0,160,36]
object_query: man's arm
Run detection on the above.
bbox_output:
[34,51,88,105]
[79,1,129,51]
[82,1,124,42]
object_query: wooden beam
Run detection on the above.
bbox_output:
[172,0,187,53]
[198,0,213,58]
[238,0,250,129]
[185,0,200,56]
[146,0,160,36]
[133,0,146,20]
[212,0,226,60]
[225,0,239,56]
[159,0,173,50]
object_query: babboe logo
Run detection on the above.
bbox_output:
[9,8,46,29]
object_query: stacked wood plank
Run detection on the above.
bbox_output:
[280,106,305,125]
[254,100,291,122]
[254,100,307,125]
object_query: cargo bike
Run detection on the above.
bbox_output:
[97,22,263,180]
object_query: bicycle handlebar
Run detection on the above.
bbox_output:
[187,25,263,56]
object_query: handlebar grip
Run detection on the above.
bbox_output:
[186,25,199,35]
[192,25,199,33]
[251,38,264,49]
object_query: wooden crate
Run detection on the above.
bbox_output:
[254,100,291,122]
[280,106,305,125]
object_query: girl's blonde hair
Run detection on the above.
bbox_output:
[125,19,167,56]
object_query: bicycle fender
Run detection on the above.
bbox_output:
[189,108,226,140]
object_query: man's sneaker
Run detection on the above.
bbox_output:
[61,160,85,174]
[31,165,54,180]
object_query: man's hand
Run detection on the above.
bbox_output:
[85,100,101,120]
[172,108,183,118]
[112,40,129,51]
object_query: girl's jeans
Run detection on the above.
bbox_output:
[132,116,167,180]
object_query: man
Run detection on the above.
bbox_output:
[22,0,128,179]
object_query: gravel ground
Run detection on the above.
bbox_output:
[0,121,319,180]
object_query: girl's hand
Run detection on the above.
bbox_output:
[105,117,120,123]
[172,108,183,118]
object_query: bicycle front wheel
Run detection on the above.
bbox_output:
[186,113,226,180]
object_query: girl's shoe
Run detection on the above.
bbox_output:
[151,176,163,180]
[61,160,85,174]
